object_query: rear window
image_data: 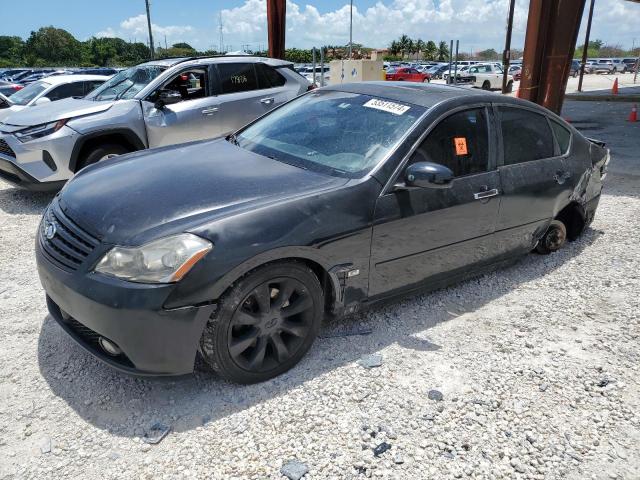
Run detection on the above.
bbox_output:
[255,63,286,89]
[499,107,555,164]
[550,120,571,155]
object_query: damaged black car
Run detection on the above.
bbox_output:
[36,82,608,383]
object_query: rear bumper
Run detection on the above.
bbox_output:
[37,241,215,376]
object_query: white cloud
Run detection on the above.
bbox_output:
[95,0,640,52]
[95,14,196,48]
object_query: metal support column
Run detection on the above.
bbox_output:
[578,0,596,92]
[519,0,587,113]
[267,0,286,59]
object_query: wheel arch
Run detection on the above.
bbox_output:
[555,201,586,241]
[70,129,146,173]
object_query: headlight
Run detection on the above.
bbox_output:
[15,119,69,142]
[94,233,212,283]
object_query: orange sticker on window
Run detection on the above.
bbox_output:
[454,137,468,155]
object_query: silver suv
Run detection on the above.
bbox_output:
[0,56,310,191]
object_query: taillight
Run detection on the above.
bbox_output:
[13,85,24,91]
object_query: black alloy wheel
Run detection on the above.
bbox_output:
[228,277,313,373]
[199,262,323,384]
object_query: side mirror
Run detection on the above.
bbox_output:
[154,90,182,109]
[35,97,51,106]
[405,162,454,189]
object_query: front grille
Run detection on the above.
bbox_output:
[0,139,15,158]
[40,205,99,271]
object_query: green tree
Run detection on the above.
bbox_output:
[398,34,412,59]
[477,48,499,60]
[414,39,426,61]
[0,36,25,66]
[24,27,83,65]
[424,40,437,61]
[389,40,400,57]
[437,41,450,62]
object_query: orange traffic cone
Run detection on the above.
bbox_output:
[515,88,520,98]
[612,78,619,95]
[629,104,638,123]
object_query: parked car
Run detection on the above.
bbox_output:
[74,67,118,76]
[36,82,608,383]
[569,60,580,77]
[608,58,630,73]
[0,75,108,122]
[0,69,30,82]
[3,69,51,83]
[0,56,309,191]
[621,58,639,73]
[385,67,430,82]
[587,60,615,74]
[428,65,450,79]
[299,66,330,85]
[508,65,522,81]
[465,63,513,91]
[0,80,24,97]
[443,65,471,82]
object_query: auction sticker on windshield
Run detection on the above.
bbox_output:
[363,98,410,115]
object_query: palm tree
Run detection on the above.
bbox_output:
[425,40,437,61]
[398,34,411,59]
[437,41,450,62]
[389,40,400,57]
[414,39,426,61]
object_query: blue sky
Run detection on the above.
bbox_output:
[5,0,639,52]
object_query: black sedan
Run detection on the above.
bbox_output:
[36,82,609,383]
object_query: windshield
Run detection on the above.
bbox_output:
[87,65,165,101]
[7,81,49,106]
[236,91,426,178]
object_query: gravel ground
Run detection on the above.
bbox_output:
[1,174,639,478]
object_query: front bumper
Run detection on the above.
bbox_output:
[36,239,215,376]
[0,126,78,190]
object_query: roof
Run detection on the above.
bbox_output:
[322,82,485,108]
[40,74,111,86]
[139,55,292,68]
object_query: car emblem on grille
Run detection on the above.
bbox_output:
[44,222,57,240]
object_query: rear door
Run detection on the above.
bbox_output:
[369,106,502,297]
[215,62,290,136]
[492,105,575,255]
[142,66,224,147]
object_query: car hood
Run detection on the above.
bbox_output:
[0,105,25,122]
[58,139,348,245]
[0,98,114,127]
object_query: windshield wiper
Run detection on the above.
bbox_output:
[227,133,239,146]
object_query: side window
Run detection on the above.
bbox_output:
[499,107,554,165]
[255,63,286,89]
[218,63,259,94]
[550,120,571,155]
[411,108,490,177]
[83,81,105,96]
[45,82,85,101]
[157,68,208,102]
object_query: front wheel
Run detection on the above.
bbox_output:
[77,143,130,171]
[199,262,324,384]
[423,78,430,83]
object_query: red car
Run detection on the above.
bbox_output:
[385,67,430,83]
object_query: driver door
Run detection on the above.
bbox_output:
[369,107,502,297]
[143,66,224,148]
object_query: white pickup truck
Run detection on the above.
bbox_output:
[461,63,514,92]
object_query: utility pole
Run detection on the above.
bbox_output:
[145,0,155,59]
[502,0,516,93]
[349,0,353,59]
[578,0,596,92]
[219,12,224,54]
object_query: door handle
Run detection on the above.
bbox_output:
[260,97,275,105]
[201,107,219,116]
[473,188,499,200]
